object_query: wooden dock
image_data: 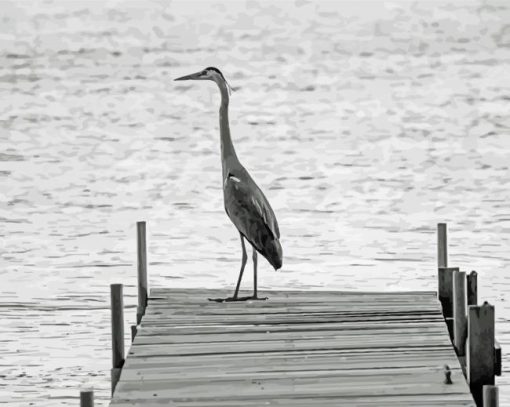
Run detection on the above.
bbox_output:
[77,222,502,407]
[110,288,474,406]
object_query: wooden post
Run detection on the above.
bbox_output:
[80,389,94,407]
[494,340,501,376]
[438,267,457,339]
[137,221,148,324]
[437,223,447,268]
[110,283,125,395]
[467,271,478,306]
[438,267,457,314]
[467,302,495,406]
[483,385,499,407]
[453,270,467,356]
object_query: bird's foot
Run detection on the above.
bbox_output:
[208,295,268,303]
[247,295,268,301]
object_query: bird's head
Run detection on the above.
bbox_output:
[174,66,232,95]
[174,66,226,84]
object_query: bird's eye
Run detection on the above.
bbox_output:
[201,70,207,76]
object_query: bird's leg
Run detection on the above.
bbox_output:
[232,234,248,299]
[253,247,258,297]
[249,247,267,301]
[209,233,247,302]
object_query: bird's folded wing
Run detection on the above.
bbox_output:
[224,175,280,248]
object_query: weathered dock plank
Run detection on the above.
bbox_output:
[110,288,475,406]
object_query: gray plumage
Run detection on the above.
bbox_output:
[224,166,282,270]
[175,67,282,301]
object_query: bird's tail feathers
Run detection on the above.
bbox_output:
[267,238,282,270]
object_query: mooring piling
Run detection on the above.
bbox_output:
[437,222,448,268]
[136,221,148,324]
[467,302,495,406]
[483,385,499,407]
[453,269,467,356]
[436,223,502,407]
[130,324,137,343]
[495,341,502,377]
[109,221,149,396]
[467,270,478,306]
[80,389,94,407]
[110,283,125,396]
[438,266,457,339]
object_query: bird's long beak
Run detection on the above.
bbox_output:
[174,71,203,81]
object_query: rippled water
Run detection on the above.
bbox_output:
[1,1,509,405]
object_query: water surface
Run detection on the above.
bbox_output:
[1,1,509,405]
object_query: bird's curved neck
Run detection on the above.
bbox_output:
[218,81,238,176]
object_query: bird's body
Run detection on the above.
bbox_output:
[175,67,282,301]
[223,165,282,270]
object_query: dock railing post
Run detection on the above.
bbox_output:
[80,389,94,407]
[110,283,125,396]
[467,302,495,406]
[467,271,478,306]
[483,385,499,407]
[437,223,447,268]
[438,267,457,339]
[136,221,148,325]
[453,270,467,356]
[131,324,137,343]
[495,341,502,376]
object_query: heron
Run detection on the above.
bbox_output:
[175,67,282,302]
